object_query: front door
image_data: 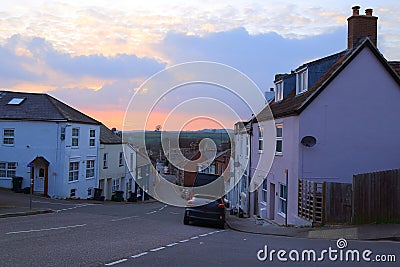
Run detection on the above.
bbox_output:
[269,183,275,220]
[34,167,45,193]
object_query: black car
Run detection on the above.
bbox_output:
[183,173,226,229]
[183,194,226,229]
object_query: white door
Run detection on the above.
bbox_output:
[34,167,45,192]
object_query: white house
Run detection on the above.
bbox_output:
[0,90,101,199]
[228,121,251,216]
[98,125,138,201]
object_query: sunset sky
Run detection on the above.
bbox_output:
[1,0,399,130]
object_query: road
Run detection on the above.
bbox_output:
[0,199,398,267]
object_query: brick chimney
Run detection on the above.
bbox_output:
[347,6,378,49]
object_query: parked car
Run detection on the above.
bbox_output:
[183,194,226,229]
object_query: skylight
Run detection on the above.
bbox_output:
[8,98,26,105]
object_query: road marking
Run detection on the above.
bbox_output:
[166,242,178,247]
[6,224,87,235]
[199,233,209,237]
[179,239,189,243]
[131,252,148,259]
[150,246,165,252]
[105,258,128,266]
[146,210,157,215]
[190,236,199,239]
[111,215,139,222]
[56,203,94,212]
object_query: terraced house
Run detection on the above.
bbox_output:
[240,6,400,225]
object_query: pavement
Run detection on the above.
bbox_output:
[1,188,399,241]
[225,213,400,242]
[0,187,156,218]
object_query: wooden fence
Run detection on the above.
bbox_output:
[352,169,400,224]
[298,169,400,225]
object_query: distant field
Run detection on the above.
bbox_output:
[124,130,232,152]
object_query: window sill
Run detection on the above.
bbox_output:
[68,180,79,184]
[0,177,12,180]
[258,150,263,154]
[85,177,95,180]
[275,152,283,156]
[278,212,286,218]
[2,144,15,147]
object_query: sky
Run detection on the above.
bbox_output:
[0,0,399,130]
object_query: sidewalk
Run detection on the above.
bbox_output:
[226,214,400,241]
[0,188,156,219]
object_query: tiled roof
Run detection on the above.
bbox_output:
[100,124,122,144]
[0,91,101,125]
[389,62,400,77]
[257,38,400,121]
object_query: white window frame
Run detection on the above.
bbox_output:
[3,128,15,146]
[278,183,287,217]
[262,179,268,203]
[258,126,264,153]
[68,161,79,182]
[103,153,108,169]
[86,160,95,179]
[275,124,283,155]
[89,129,96,147]
[296,68,308,94]
[72,128,79,147]
[119,152,124,167]
[0,162,17,178]
[275,81,284,102]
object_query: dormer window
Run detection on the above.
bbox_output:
[275,81,283,102]
[296,68,308,94]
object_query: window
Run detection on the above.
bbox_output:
[279,183,288,216]
[258,126,264,153]
[0,162,17,178]
[296,68,308,94]
[103,153,108,169]
[262,179,268,203]
[112,178,120,193]
[89,130,96,147]
[275,81,283,102]
[276,124,283,155]
[119,152,124,167]
[69,162,79,181]
[3,129,15,145]
[72,128,79,147]
[7,98,25,105]
[86,160,95,179]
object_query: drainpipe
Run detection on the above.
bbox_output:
[285,169,288,227]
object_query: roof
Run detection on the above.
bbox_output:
[100,124,122,144]
[257,38,400,121]
[0,91,101,125]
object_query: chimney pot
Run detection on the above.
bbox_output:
[352,5,360,15]
[365,8,373,16]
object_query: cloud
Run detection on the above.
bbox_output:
[0,34,166,89]
[156,27,347,90]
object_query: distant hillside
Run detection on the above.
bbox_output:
[124,130,232,156]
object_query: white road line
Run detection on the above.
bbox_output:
[146,210,157,215]
[150,246,166,252]
[6,224,87,235]
[111,216,139,222]
[131,252,148,259]
[56,203,93,212]
[190,236,199,239]
[105,258,128,266]
[179,239,189,243]
[166,242,178,247]
[199,233,209,237]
